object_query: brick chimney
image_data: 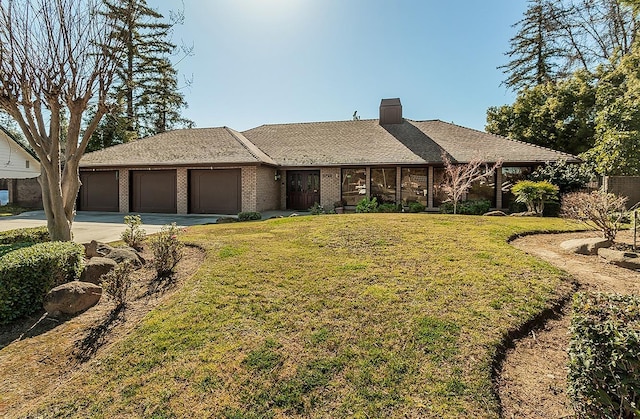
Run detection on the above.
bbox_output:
[379,98,402,125]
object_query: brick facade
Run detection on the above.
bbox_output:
[320,167,341,209]
[7,177,42,208]
[118,168,129,213]
[255,166,281,212]
[603,176,640,209]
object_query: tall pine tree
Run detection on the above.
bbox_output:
[91,0,191,149]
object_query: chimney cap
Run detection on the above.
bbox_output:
[380,98,401,106]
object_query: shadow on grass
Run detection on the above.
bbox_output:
[73,306,126,364]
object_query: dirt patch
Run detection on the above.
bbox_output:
[498,230,640,419]
[0,244,205,416]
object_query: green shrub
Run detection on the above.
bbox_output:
[0,241,84,324]
[150,223,184,278]
[511,180,559,216]
[0,226,49,244]
[440,199,491,215]
[355,197,378,213]
[238,212,262,221]
[377,202,401,213]
[308,202,325,215]
[121,215,146,249]
[408,201,426,213]
[568,293,640,418]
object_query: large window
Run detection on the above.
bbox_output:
[433,167,448,207]
[501,166,532,208]
[467,169,496,207]
[401,168,427,206]
[341,168,366,205]
[370,168,397,203]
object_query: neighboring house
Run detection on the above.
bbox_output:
[79,98,579,214]
[0,127,42,207]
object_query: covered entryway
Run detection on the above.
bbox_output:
[189,169,241,214]
[131,170,176,213]
[78,171,119,212]
[286,170,320,210]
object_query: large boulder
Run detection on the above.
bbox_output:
[43,281,102,316]
[483,210,507,216]
[83,240,115,258]
[560,238,611,255]
[81,257,118,284]
[106,248,143,267]
[598,248,640,270]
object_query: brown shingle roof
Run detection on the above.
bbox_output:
[80,119,579,168]
[80,127,277,167]
[242,119,579,166]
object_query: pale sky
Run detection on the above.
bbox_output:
[150,0,526,132]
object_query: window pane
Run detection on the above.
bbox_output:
[401,168,427,205]
[501,166,532,208]
[370,168,397,203]
[433,167,448,207]
[467,169,496,207]
[341,168,366,205]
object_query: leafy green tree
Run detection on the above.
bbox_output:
[486,70,597,155]
[529,159,593,192]
[582,44,640,175]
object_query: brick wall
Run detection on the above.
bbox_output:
[603,176,640,209]
[241,166,257,212]
[9,177,43,208]
[320,167,341,208]
[255,166,281,212]
[176,168,188,214]
[118,168,129,213]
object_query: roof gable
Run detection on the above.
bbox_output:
[0,127,41,179]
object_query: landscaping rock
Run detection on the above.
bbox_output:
[43,281,102,316]
[598,248,640,271]
[106,248,143,267]
[83,240,114,258]
[509,211,538,217]
[80,257,118,284]
[560,238,611,255]
[484,210,507,216]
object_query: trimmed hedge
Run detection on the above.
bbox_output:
[568,293,640,418]
[0,241,85,324]
[0,226,49,244]
[439,199,491,215]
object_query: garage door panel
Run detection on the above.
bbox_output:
[190,169,240,214]
[131,170,176,213]
[79,171,119,212]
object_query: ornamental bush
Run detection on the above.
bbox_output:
[150,223,184,278]
[561,190,628,242]
[568,293,640,418]
[121,215,146,249]
[101,261,134,309]
[0,241,84,324]
[355,197,378,213]
[408,201,426,213]
[0,226,49,244]
[511,180,559,216]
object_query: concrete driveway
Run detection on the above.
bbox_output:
[0,211,222,243]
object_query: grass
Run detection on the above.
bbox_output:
[17,214,580,418]
[0,204,31,217]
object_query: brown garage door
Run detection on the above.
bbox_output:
[131,170,176,213]
[189,169,241,214]
[79,171,119,212]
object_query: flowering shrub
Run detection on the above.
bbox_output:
[121,215,146,249]
[150,223,184,277]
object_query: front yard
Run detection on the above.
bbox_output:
[3,214,580,418]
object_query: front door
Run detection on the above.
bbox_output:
[287,170,320,210]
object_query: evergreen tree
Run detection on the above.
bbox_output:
[91,0,191,150]
[500,0,563,90]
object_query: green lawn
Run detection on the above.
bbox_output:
[27,214,578,418]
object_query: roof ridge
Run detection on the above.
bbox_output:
[225,127,277,166]
[244,118,379,132]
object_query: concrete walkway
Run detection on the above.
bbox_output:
[0,210,305,243]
